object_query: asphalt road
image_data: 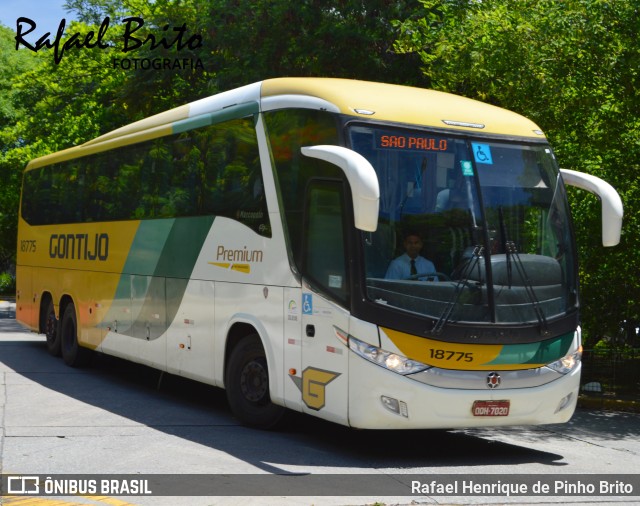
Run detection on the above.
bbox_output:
[1,298,639,506]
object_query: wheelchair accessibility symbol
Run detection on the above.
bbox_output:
[472,143,493,165]
[302,293,313,315]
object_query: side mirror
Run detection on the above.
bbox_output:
[560,168,623,246]
[301,145,380,232]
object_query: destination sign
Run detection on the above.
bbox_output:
[376,132,448,152]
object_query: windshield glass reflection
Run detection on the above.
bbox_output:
[349,124,576,327]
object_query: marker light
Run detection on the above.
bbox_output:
[381,395,409,417]
[353,108,375,115]
[442,119,485,129]
[555,392,574,414]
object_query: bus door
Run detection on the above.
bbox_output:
[298,179,350,424]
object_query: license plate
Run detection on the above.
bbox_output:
[472,400,510,416]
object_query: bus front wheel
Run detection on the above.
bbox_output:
[60,303,91,367]
[225,334,285,429]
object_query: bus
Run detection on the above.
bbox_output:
[16,78,623,429]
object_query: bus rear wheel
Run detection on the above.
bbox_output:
[44,300,61,357]
[60,303,91,367]
[225,334,284,429]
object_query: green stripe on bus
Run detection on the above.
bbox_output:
[144,215,215,339]
[103,216,215,339]
[486,332,574,366]
[108,219,175,310]
[125,220,175,275]
[153,215,214,279]
[172,102,259,135]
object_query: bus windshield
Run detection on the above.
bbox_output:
[349,124,577,327]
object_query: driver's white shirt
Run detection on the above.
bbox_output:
[385,253,437,280]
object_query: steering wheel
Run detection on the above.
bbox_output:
[404,271,452,281]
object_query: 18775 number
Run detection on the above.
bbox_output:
[20,240,36,253]
[429,348,473,362]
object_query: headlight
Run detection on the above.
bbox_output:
[547,347,582,374]
[346,333,430,375]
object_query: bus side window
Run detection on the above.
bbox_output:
[302,179,349,305]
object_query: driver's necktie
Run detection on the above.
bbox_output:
[410,259,417,276]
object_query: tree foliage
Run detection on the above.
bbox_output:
[1,0,637,343]
[0,25,38,271]
[394,0,640,343]
[0,0,424,271]
[199,0,426,90]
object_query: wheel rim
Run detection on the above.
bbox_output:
[239,358,268,403]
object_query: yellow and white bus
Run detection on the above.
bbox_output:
[16,78,623,429]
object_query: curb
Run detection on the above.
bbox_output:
[577,394,640,413]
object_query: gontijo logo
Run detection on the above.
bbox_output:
[49,233,109,261]
[289,367,341,410]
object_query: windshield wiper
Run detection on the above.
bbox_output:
[506,241,549,335]
[498,207,513,288]
[431,245,484,335]
[497,207,549,335]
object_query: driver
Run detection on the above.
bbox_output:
[385,232,438,280]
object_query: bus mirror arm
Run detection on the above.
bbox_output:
[560,168,623,247]
[301,145,380,232]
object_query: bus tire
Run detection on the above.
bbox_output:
[60,303,91,368]
[44,300,61,357]
[225,334,285,429]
